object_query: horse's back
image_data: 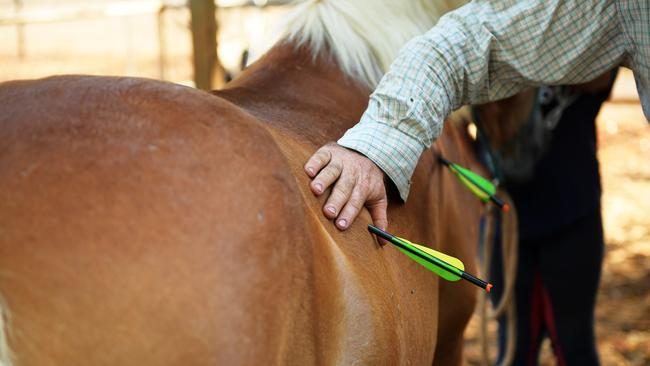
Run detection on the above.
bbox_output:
[0,75,322,365]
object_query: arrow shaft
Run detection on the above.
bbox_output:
[461,271,490,289]
[369,225,493,292]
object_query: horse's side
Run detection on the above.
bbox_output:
[0,50,483,366]
[0,2,489,364]
[216,44,485,364]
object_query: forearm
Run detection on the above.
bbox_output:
[340,0,625,200]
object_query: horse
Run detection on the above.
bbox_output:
[0,0,501,364]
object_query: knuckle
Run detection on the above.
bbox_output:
[357,175,371,190]
[367,192,388,207]
[341,178,356,196]
[318,167,332,180]
[345,189,366,213]
[314,148,331,162]
[372,184,386,198]
[359,155,372,167]
[348,199,363,213]
[370,174,386,191]
[314,155,327,165]
[331,183,354,203]
[331,187,349,203]
[324,166,341,181]
[330,160,344,173]
[311,157,323,167]
[315,165,338,183]
[356,184,369,198]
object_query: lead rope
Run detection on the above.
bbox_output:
[478,191,518,366]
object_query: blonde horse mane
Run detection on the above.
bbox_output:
[0,295,13,366]
[280,0,468,88]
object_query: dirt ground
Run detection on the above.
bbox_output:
[1,2,649,365]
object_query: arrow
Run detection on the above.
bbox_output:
[368,224,493,292]
[438,156,510,212]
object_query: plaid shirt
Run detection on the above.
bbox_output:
[338,0,650,201]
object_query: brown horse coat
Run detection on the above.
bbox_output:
[0,44,486,365]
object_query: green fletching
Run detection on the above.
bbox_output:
[449,163,496,202]
[395,237,463,281]
[409,241,465,271]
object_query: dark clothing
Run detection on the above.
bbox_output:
[490,76,615,365]
[505,88,608,241]
[491,210,604,366]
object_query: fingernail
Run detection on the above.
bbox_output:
[314,183,323,193]
[338,219,347,228]
[306,167,314,176]
[326,206,336,214]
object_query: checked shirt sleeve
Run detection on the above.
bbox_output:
[338,0,626,201]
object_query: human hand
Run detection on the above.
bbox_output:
[304,143,388,231]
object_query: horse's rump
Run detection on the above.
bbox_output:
[0,75,335,364]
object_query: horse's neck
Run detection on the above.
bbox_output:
[216,43,371,146]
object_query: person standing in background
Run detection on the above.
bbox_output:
[485,71,616,365]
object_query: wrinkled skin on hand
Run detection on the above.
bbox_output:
[304,142,388,231]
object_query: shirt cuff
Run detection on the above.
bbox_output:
[337,117,426,201]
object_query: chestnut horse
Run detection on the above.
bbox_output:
[0,1,496,364]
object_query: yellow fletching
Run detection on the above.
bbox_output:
[456,174,490,202]
[399,238,465,271]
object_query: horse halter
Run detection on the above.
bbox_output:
[472,86,580,184]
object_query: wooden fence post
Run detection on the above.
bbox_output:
[189,0,224,90]
[14,0,25,59]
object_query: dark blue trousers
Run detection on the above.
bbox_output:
[490,209,604,365]
[488,74,615,365]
